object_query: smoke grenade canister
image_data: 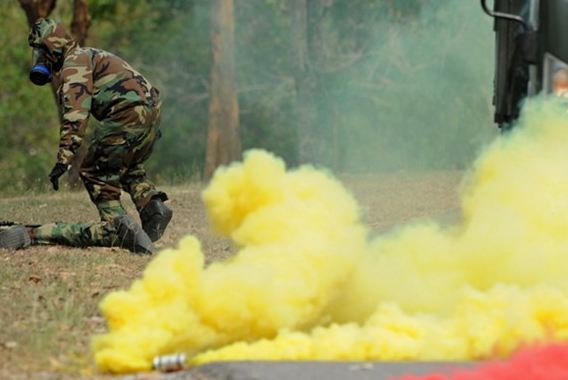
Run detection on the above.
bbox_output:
[152,353,187,372]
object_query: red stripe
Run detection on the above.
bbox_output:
[397,344,568,380]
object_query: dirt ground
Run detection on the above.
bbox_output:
[0,171,463,379]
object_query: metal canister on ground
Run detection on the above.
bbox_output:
[152,353,187,373]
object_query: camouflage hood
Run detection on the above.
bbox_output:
[28,18,77,65]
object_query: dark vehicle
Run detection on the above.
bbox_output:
[482,0,568,129]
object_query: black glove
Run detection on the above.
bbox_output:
[48,163,69,191]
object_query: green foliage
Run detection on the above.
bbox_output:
[0,0,496,194]
[329,0,496,171]
[0,4,59,192]
[232,0,496,172]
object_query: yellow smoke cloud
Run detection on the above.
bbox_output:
[93,98,568,373]
[92,149,367,372]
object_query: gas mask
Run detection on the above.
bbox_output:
[29,47,62,86]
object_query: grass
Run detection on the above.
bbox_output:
[0,184,234,379]
[0,249,150,378]
[0,173,461,379]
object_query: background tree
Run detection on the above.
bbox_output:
[204,0,241,181]
[290,0,318,166]
[290,0,349,169]
[70,0,91,46]
[18,0,56,25]
[0,0,495,194]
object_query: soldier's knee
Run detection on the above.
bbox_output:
[96,200,126,222]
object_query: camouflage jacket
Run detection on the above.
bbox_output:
[29,19,160,165]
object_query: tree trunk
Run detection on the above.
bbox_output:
[290,0,314,166]
[204,0,241,181]
[71,0,91,46]
[290,0,333,167]
[18,0,57,26]
[67,0,92,187]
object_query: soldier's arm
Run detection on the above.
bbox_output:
[57,50,93,166]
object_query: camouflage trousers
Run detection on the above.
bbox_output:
[81,98,165,222]
[30,221,118,248]
[32,98,166,248]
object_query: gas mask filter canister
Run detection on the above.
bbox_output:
[29,48,52,86]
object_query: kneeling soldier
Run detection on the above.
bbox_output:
[5,18,174,252]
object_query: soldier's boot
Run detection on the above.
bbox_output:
[140,196,172,242]
[0,225,31,250]
[113,215,156,255]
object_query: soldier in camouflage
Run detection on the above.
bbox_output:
[0,18,173,254]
